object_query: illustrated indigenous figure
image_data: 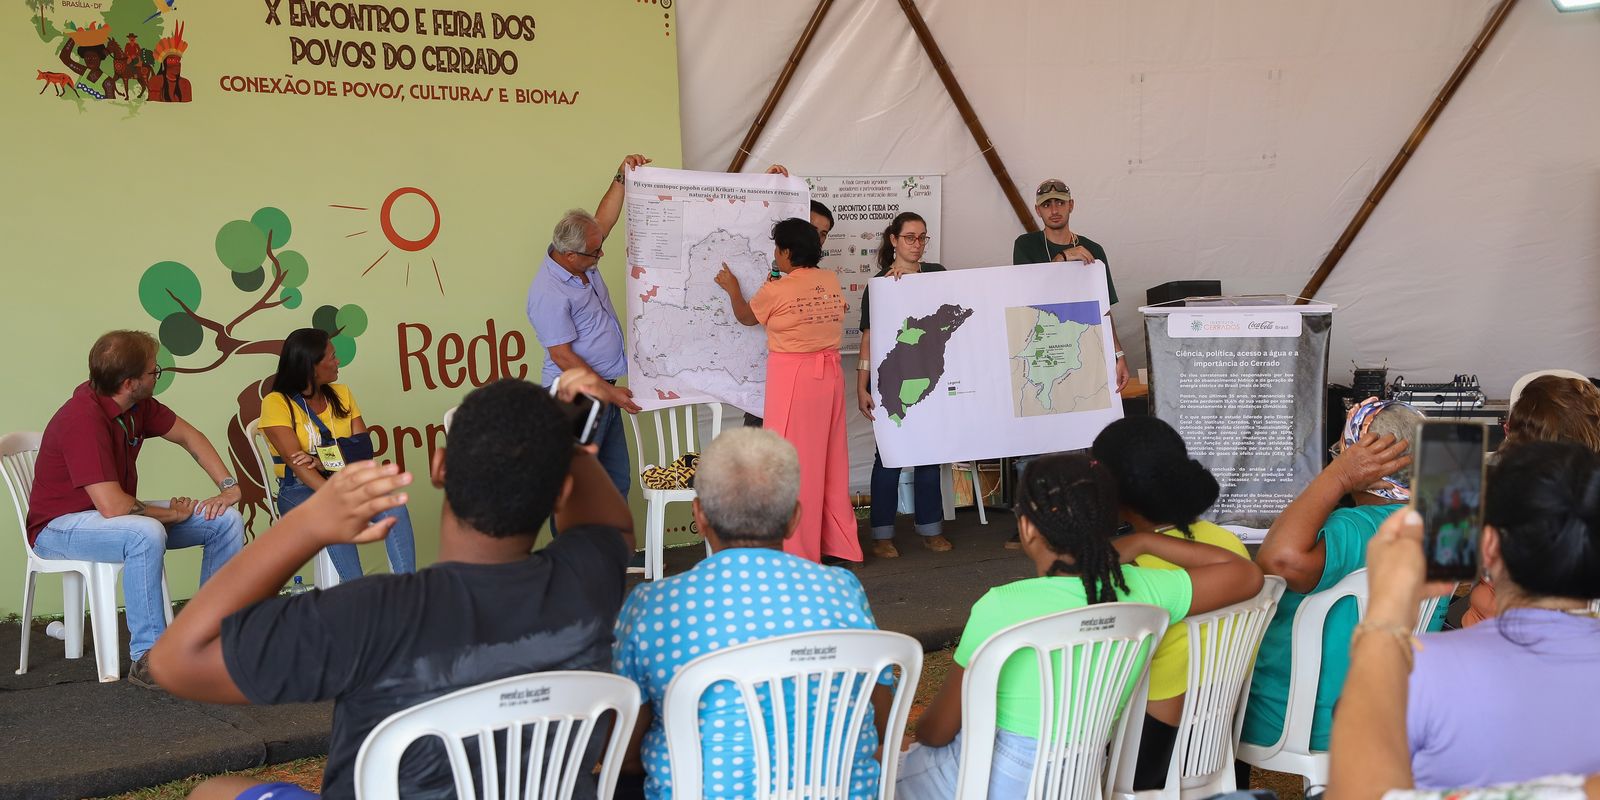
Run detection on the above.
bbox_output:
[146,22,191,103]
[58,22,118,100]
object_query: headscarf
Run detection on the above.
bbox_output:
[1340,397,1417,503]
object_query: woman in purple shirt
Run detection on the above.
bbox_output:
[1406,440,1600,788]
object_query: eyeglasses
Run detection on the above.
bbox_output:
[148,366,164,380]
[574,247,604,259]
[896,234,933,244]
[1036,180,1070,196]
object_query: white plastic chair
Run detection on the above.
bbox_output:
[354,670,641,800]
[940,463,990,525]
[1234,570,1453,791]
[1112,579,1286,800]
[3,431,173,682]
[442,405,457,433]
[245,419,340,590]
[955,602,1171,800]
[626,402,722,580]
[662,629,923,800]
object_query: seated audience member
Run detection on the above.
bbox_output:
[613,427,892,800]
[26,329,244,687]
[1242,399,1433,758]
[1464,372,1600,626]
[260,327,416,581]
[897,454,1263,800]
[148,373,636,800]
[1092,415,1252,789]
[1330,494,1600,800]
[1405,442,1600,787]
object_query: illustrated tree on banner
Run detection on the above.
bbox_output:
[136,207,369,532]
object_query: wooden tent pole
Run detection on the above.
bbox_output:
[1297,0,1520,303]
[897,0,1037,232]
[725,0,836,173]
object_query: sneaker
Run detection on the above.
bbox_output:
[1004,533,1022,550]
[127,653,163,691]
[921,534,953,552]
[872,540,900,559]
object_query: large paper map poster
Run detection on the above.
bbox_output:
[869,262,1123,468]
[624,167,810,415]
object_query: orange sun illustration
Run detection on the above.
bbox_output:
[332,187,445,296]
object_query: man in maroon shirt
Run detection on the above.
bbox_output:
[28,330,245,686]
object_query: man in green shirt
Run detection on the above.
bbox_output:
[1012,178,1129,392]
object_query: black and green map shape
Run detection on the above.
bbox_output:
[876,303,974,425]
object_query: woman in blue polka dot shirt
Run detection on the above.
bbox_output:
[613,428,893,799]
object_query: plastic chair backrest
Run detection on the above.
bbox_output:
[956,602,1171,800]
[627,402,724,484]
[443,405,457,434]
[1125,579,1285,799]
[1262,569,1368,756]
[354,670,641,800]
[662,629,923,800]
[243,420,282,522]
[0,432,43,553]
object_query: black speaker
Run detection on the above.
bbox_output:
[1146,280,1222,307]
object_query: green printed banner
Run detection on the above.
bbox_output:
[2,0,682,615]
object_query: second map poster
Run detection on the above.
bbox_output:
[624,167,810,415]
[868,261,1124,468]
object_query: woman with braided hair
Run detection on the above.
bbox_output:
[897,454,1263,799]
[1092,415,1253,789]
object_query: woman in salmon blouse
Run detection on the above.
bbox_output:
[715,218,860,564]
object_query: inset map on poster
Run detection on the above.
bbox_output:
[1005,302,1111,417]
[624,167,810,415]
[868,262,1122,468]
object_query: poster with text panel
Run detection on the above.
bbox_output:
[1142,301,1334,534]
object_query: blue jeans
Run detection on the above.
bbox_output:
[276,473,417,583]
[594,403,631,499]
[33,503,245,660]
[896,729,1039,799]
[870,450,942,540]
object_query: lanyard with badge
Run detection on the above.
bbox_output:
[292,395,346,472]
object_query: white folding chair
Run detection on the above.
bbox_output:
[3,431,172,682]
[354,670,641,800]
[442,405,457,433]
[245,420,340,590]
[1112,579,1286,800]
[1234,570,1452,791]
[662,629,923,800]
[626,402,722,580]
[955,603,1171,800]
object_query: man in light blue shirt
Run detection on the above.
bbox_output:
[527,154,649,496]
[612,427,893,800]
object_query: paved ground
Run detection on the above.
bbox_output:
[0,510,1023,799]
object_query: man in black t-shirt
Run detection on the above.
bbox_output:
[149,374,637,800]
[1012,178,1129,392]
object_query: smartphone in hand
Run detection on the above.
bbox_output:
[1412,421,1489,580]
[568,392,610,446]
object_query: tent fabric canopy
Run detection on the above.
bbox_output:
[676,0,1600,400]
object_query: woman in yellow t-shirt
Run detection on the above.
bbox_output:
[1092,414,1252,789]
[260,327,416,582]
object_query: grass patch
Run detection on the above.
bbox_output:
[93,757,325,800]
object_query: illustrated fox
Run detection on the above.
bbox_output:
[37,70,78,97]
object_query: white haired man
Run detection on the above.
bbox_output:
[612,427,895,800]
[526,155,649,498]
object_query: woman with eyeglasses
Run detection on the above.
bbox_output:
[259,327,416,582]
[856,212,950,559]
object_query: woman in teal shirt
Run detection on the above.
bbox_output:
[897,454,1263,799]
